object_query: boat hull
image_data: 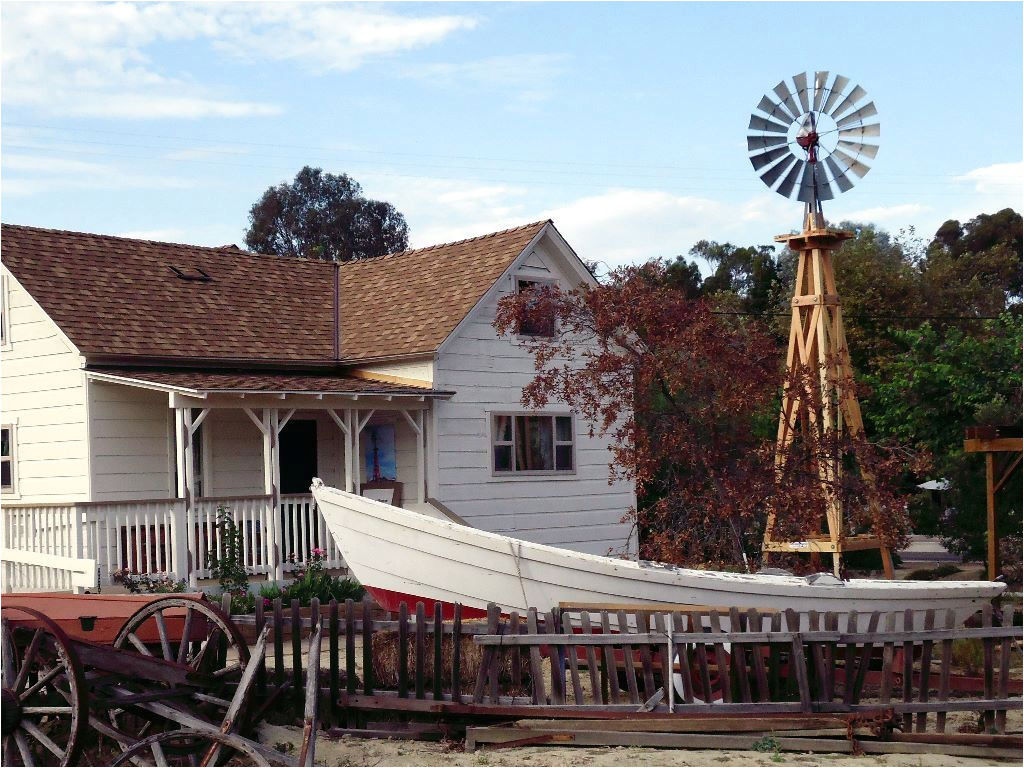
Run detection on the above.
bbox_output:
[313,483,1003,630]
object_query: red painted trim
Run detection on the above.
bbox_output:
[364,586,487,620]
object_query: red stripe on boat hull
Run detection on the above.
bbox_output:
[364,586,487,619]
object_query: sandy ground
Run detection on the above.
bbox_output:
[259,722,1022,767]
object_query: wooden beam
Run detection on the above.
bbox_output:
[986,453,996,581]
[963,437,1024,453]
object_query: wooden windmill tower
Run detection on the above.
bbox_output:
[746,72,894,578]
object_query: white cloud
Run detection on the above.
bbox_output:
[402,53,567,107]
[0,2,476,120]
[1,153,192,195]
[835,203,928,225]
[955,161,1024,195]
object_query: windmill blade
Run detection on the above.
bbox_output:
[776,159,805,198]
[797,163,834,203]
[773,81,802,121]
[793,72,811,114]
[760,154,797,187]
[824,155,855,193]
[748,114,789,133]
[750,144,791,170]
[836,102,878,129]
[812,71,829,111]
[838,139,879,159]
[839,123,881,139]
[747,134,788,151]
[832,147,871,178]
[830,84,868,119]
[821,74,850,114]
[756,95,789,122]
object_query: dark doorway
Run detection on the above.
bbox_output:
[279,419,318,494]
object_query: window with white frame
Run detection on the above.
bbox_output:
[515,278,556,337]
[1,424,16,494]
[492,413,575,474]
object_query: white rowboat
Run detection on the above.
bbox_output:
[313,480,1004,629]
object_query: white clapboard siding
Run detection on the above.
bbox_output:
[432,235,637,556]
[0,269,90,502]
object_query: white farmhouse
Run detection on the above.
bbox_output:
[1,221,636,591]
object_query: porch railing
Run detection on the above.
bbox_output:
[2,493,346,592]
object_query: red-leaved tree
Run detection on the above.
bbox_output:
[494,261,920,571]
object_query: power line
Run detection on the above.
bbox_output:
[710,310,1011,321]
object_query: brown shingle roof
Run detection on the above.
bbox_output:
[87,367,447,396]
[1,221,548,364]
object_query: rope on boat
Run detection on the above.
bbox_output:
[508,540,530,611]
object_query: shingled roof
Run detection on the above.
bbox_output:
[0,220,549,365]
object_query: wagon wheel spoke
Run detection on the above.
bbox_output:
[151,740,169,767]
[1,618,17,688]
[21,721,66,761]
[187,628,224,673]
[177,608,194,665]
[154,612,174,662]
[127,633,155,656]
[13,629,44,693]
[14,732,35,767]
[19,665,63,702]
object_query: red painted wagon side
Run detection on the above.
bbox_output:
[0,592,210,643]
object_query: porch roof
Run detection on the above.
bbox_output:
[86,367,452,398]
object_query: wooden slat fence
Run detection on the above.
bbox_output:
[230,600,1022,735]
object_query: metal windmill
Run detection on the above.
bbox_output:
[748,72,893,578]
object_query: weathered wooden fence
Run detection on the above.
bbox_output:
[229,599,1022,736]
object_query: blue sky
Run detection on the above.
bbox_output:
[2,1,1021,271]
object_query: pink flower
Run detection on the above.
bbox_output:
[312,548,325,557]
[263,597,271,608]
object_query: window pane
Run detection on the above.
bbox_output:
[555,416,573,442]
[515,416,553,471]
[516,281,555,337]
[1,460,10,488]
[555,444,574,471]
[493,415,512,443]
[493,445,512,472]
[0,428,8,457]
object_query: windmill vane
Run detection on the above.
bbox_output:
[747,71,880,213]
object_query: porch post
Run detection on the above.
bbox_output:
[174,407,196,587]
[353,410,361,495]
[416,410,426,505]
[344,409,354,493]
[263,408,283,581]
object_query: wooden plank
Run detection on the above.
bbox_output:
[745,609,769,703]
[328,599,339,726]
[784,609,811,711]
[653,613,673,707]
[451,604,463,705]
[300,619,323,767]
[807,611,829,702]
[562,611,585,704]
[345,599,356,696]
[879,611,896,705]
[636,611,657,703]
[580,612,602,702]
[824,611,839,700]
[841,610,857,705]
[415,602,427,700]
[547,609,565,705]
[433,602,444,701]
[996,609,1013,733]
[728,608,752,704]
[902,609,914,732]
[487,606,500,704]
[849,610,880,705]
[509,610,522,697]
[512,714,883,733]
[916,609,935,733]
[473,604,499,704]
[936,608,955,733]
[291,599,304,703]
[767,611,782,700]
[671,612,692,705]
[527,609,547,705]
[362,599,373,696]
[688,612,712,703]
[255,596,267,698]
[618,610,640,705]
[600,611,621,704]
[397,602,409,698]
[982,604,995,732]
[707,611,732,704]
[273,598,285,688]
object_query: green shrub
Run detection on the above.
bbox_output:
[952,638,984,675]
[208,508,254,614]
[907,567,937,581]
[933,563,961,578]
[113,570,188,594]
[257,549,365,610]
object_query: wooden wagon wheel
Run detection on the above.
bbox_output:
[105,597,252,752]
[108,729,278,767]
[672,644,727,704]
[1,606,88,767]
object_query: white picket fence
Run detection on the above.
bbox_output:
[1,493,345,592]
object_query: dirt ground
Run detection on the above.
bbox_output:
[259,722,1022,768]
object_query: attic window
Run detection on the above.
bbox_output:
[516,278,556,337]
[169,266,212,282]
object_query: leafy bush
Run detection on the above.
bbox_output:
[113,569,188,594]
[258,549,365,609]
[952,638,984,675]
[208,508,254,614]
[999,537,1022,585]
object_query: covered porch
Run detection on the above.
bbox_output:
[2,369,449,591]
